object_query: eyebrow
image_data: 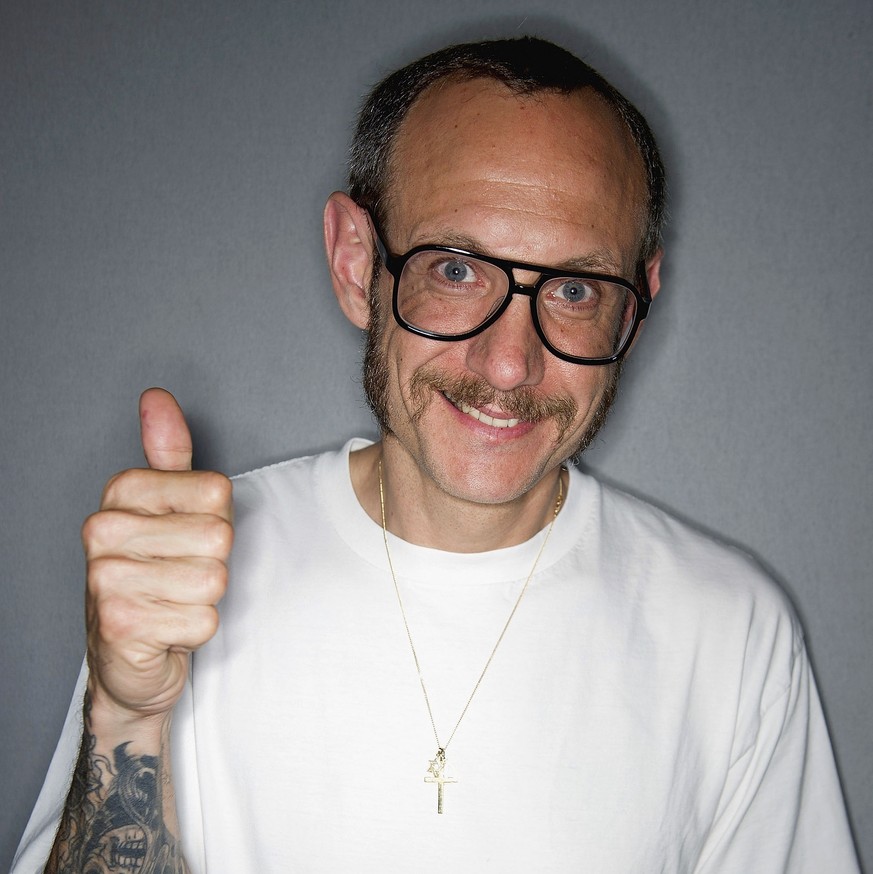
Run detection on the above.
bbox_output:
[423,231,626,276]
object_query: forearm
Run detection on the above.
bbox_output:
[45,690,189,874]
[41,390,228,873]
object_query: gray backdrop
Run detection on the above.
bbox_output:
[2,0,870,869]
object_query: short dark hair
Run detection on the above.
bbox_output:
[348,36,666,261]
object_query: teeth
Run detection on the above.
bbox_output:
[446,394,520,428]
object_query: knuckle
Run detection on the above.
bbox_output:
[204,516,234,556]
[200,558,228,603]
[87,555,121,597]
[100,468,147,509]
[81,511,101,548]
[199,605,221,641]
[92,592,141,645]
[198,471,233,511]
[82,510,125,556]
[99,471,124,507]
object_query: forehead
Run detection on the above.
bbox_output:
[386,77,647,270]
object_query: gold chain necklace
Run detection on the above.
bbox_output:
[378,461,564,813]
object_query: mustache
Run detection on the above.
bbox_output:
[409,368,578,440]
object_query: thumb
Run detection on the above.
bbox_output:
[139,387,193,471]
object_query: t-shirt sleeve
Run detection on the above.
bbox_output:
[10,659,88,873]
[694,639,859,873]
[11,657,206,874]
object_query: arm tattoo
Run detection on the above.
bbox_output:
[45,695,189,874]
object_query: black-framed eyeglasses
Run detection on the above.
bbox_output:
[371,221,651,365]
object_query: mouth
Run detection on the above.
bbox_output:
[444,393,521,429]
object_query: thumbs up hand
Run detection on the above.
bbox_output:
[83,388,232,727]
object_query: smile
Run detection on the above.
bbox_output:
[444,393,520,429]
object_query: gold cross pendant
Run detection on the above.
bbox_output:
[424,748,457,814]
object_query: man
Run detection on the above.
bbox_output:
[14,37,858,873]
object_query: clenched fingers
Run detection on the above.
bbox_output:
[101,468,232,520]
[88,554,228,606]
[83,509,233,561]
[90,595,222,655]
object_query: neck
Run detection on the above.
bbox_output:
[350,438,565,553]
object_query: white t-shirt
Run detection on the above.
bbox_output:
[14,440,860,872]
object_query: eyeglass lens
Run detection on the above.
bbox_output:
[397,250,637,360]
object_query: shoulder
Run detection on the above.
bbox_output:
[567,466,803,653]
[230,437,370,510]
[226,437,375,548]
[231,449,321,503]
[568,470,809,732]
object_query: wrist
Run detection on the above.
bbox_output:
[84,682,173,754]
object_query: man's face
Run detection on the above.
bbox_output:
[363,78,656,507]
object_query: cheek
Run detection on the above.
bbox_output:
[570,369,612,410]
[363,309,449,429]
[391,329,458,386]
[569,363,622,446]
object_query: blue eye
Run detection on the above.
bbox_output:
[556,280,596,303]
[438,259,476,283]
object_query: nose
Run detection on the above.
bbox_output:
[464,287,545,391]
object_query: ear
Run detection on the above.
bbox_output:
[644,248,663,301]
[624,248,664,357]
[323,191,376,330]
